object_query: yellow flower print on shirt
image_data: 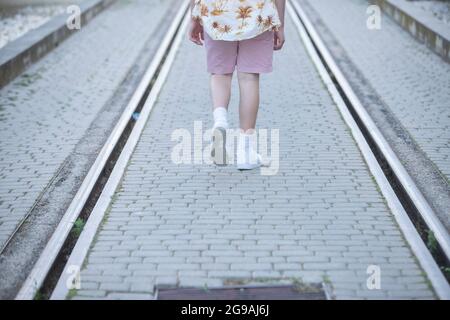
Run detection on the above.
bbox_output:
[192,0,281,41]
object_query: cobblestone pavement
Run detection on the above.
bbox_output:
[0,0,172,249]
[69,17,435,300]
[302,0,450,181]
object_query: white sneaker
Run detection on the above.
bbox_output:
[237,153,269,170]
[236,131,270,170]
[211,125,228,166]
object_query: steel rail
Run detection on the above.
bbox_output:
[290,0,450,262]
[288,0,450,299]
[49,2,191,300]
[15,0,190,300]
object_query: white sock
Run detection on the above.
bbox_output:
[213,107,228,129]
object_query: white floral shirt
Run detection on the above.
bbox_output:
[192,0,282,41]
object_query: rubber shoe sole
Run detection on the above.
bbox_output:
[237,154,264,170]
[211,127,227,166]
[237,162,260,170]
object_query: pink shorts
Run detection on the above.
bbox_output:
[204,31,274,74]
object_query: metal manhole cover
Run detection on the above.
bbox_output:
[156,284,328,300]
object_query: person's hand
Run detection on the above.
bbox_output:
[274,27,285,50]
[188,19,204,46]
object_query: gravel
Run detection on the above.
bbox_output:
[410,0,450,25]
[0,5,66,49]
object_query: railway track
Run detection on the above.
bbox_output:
[287,1,450,298]
[15,0,191,300]
[12,0,450,300]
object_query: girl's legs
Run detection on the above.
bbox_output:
[210,73,232,129]
[236,72,265,170]
[210,73,232,165]
[237,72,260,132]
[210,73,233,111]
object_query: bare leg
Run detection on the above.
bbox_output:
[210,73,232,165]
[237,72,260,132]
[210,73,233,110]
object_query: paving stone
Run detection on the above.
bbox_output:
[301,0,450,227]
[0,0,173,249]
[70,13,434,300]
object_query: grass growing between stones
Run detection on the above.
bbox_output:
[67,288,78,300]
[70,218,86,238]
